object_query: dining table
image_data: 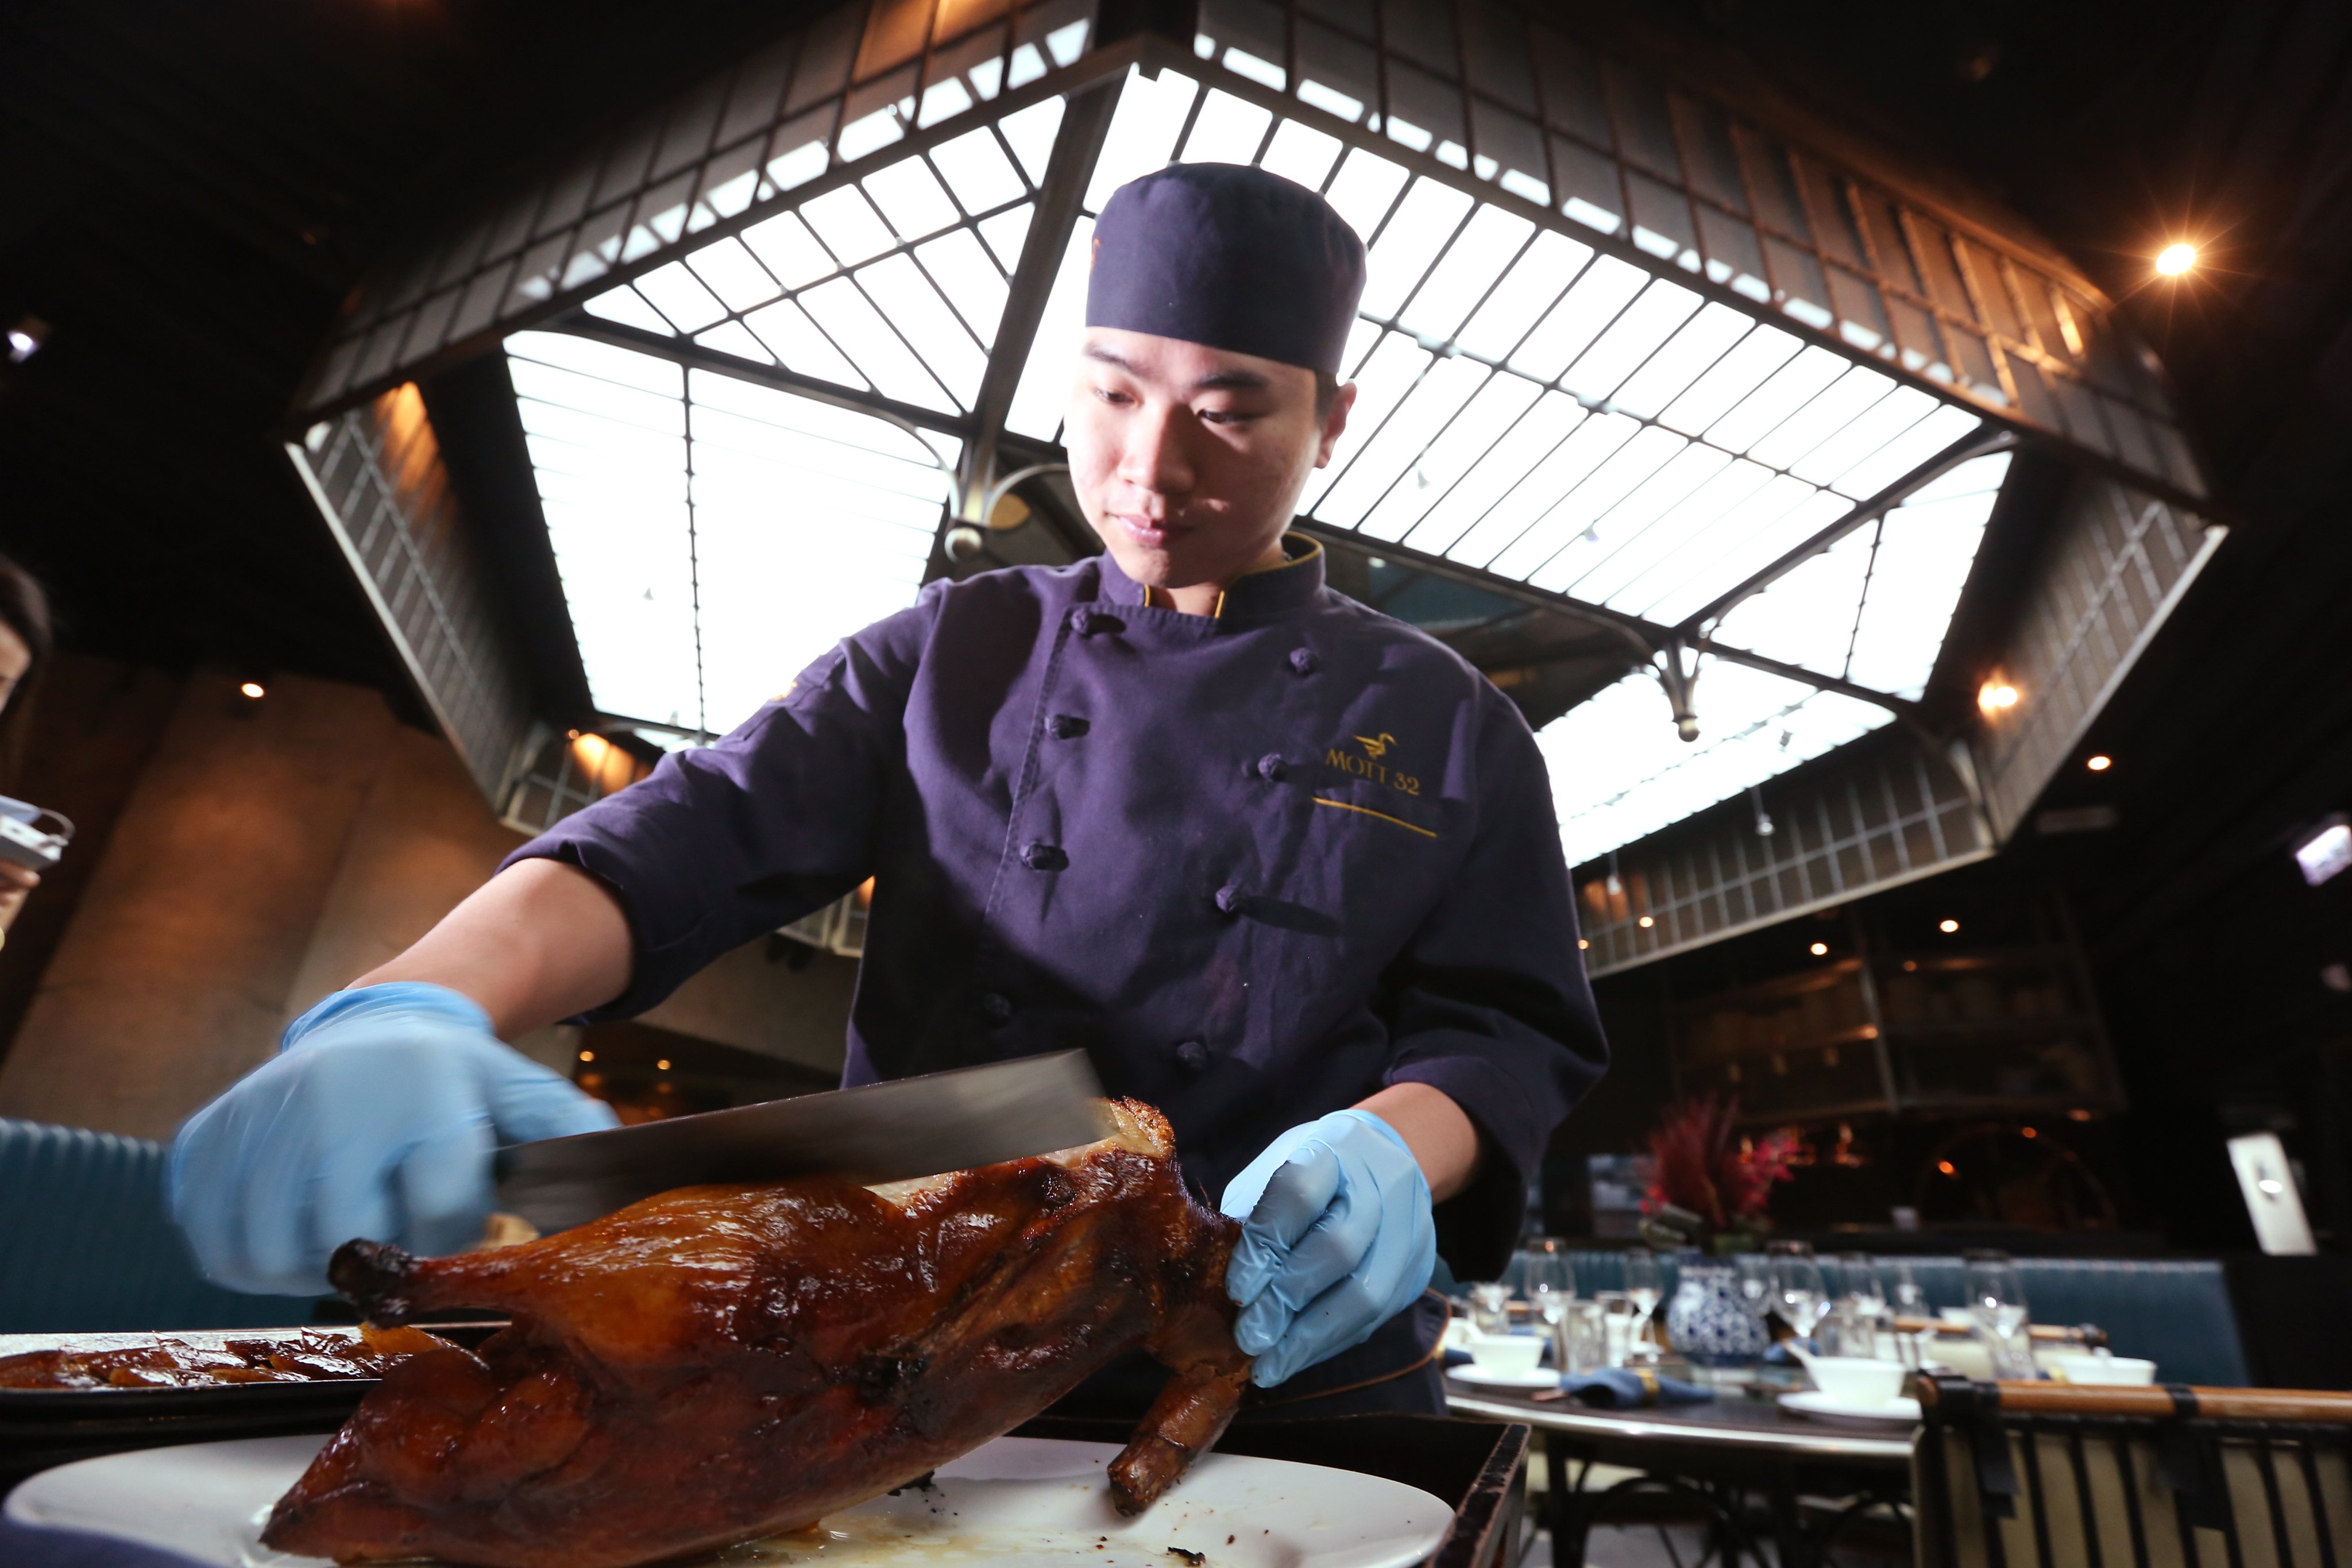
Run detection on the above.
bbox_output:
[1444,1372,1915,1568]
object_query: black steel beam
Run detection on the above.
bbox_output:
[1288,517,1921,719]
[1672,426,2018,636]
[548,313,972,447]
[955,75,1122,519]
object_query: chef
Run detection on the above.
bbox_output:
[171,164,1606,1416]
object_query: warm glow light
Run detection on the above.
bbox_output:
[1939,918,1960,933]
[1902,960,1918,972]
[1977,680,2022,715]
[2069,1108,2094,1122]
[2086,754,2112,772]
[1810,941,1829,956]
[1636,915,1655,929]
[2021,1126,2038,1138]
[2155,242,2197,276]
[240,682,265,699]
[1937,1160,1957,1176]
[1578,938,1590,950]
[655,1058,672,1071]
[578,1050,594,1063]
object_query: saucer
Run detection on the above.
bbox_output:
[1780,1390,1922,1423]
[1447,1365,1562,1391]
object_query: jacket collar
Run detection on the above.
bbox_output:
[1095,532,1325,620]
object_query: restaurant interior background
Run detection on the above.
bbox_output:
[2,0,2350,1378]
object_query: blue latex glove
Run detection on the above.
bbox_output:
[1218,1109,1436,1388]
[168,983,618,1296]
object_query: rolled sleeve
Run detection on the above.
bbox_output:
[1382,689,1606,1278]
[503,592,937,1018]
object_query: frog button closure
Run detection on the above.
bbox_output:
[1173,1039,1211,1072]
[1020,841,1068,871]
[1214,883,1250,916]
[1048,714,1090,739]
[1288,647,1320,675]
[1255,753,1288,782]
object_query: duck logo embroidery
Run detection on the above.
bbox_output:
[1328,732,1420,797]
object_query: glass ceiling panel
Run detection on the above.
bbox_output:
[507,330,958,735]
[1001,68,1994,663]
[571,94,1072,423]
[1540,661,1894,871]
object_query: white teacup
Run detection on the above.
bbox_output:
[1803,1355,1910,1405]
[2046,1353,2156,1387]
[1468,1333,1544,1376]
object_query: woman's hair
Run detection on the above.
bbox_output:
[0,554,54,786]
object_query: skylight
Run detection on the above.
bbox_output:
[509,59,2018,865]
[507,330,956,733]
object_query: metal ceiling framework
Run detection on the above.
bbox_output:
[280,0,2221,936]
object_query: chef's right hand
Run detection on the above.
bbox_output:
[168,982,617,1296]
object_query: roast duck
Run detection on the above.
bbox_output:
[264,1099,1252,1568]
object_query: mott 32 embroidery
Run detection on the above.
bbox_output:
[1327,731,1422,797]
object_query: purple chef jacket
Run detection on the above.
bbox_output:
[509,535,1606,1282]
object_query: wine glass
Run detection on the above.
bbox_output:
[1621,1250,1663,1361]
[1524,1242,1575,1367]
[1772,1252,1828,1341]
[1837,1253,1886,1317]
[1963,1251,2032,1377]
[1467,1280,1512,1338]
[1890,1260,1928,1318]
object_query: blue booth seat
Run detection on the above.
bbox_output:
[0,1117,320,1333]
[1469,1247,2253,1388]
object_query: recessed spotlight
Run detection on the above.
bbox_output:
[2155,242,2197,276]
[578,1049,594,1063]
[1810,941,1829,956]
[655,1058,672,1071]
[1636,915,1655,928]
[1937,1160,1957,1176]
[2086,754,2112,771]
[5,316,47,363]
[1577,938,1590,950]
[239,682,265,700]
[1939,918,1960,934]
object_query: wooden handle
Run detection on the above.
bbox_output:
[1914,1378,2352,1423]
[1890,1316,2104,1345]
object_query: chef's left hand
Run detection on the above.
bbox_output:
[1218,1109,1436,1388]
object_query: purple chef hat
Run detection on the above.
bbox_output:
[1085,163,1366,378]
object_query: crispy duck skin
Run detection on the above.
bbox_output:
[262,1100,1251,1568]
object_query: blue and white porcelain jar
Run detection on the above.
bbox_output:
[1666,1261,1771,1368]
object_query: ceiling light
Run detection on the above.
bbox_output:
[578,1050,594,1063]
[2020,1126,2037,1139]
[239,682,265,700]
[2086,754,2111,771]
[1938,918,1960,933]
[2154,242,2197,277]
[1637,915,1655,928]
[1578,938,1590,949]
[2293,816,2352,887]
[5,316,47,362]
[1809,941,1828,956]
[1978,681,2019,714]
[1937,1160,1957,1176]
[656,1058,673,1071]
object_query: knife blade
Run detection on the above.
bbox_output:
[493,1051,1110,1235]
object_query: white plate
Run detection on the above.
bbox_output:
[1445,1365,1561,1391]
[5,1432,1455,1568]
[1779,1391,1922,1424]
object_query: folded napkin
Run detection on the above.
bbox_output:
[1561,1368,1716,1407]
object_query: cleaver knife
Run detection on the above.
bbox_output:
[493,1051,1109,1235]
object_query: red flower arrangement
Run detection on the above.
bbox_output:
[1644,1095,1798,1231]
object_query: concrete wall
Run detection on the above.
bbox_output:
[0,666,851,1140]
